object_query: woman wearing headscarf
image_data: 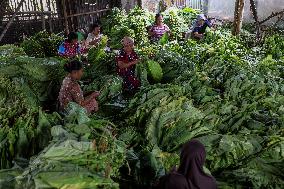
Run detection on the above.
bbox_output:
[185,14,213,41]
[149,13,170,42]
[154,139,217,189]
[191,14,212,40]
[116,36,140,93]
[58,60,99,114]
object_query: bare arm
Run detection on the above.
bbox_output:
[193,32,204,39]
[117,59,139,69]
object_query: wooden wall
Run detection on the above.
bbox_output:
[0,0,121,44]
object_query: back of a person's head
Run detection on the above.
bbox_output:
[64,60,82,73]
[66,32,78,43]
[178,139,217,189]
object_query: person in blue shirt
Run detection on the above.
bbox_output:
[191,14,212,40]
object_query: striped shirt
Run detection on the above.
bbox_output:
[150,24,170,40]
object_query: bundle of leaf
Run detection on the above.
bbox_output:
[146,60,163,83]
[21,31,63,58]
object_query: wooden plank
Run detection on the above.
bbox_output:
[46,0,53,32]
[62,0,69,33]
[0,0,25,42]
[66,8,110,18]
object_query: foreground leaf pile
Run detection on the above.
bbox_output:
[0,7,283,189]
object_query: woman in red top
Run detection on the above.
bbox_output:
[116,37,140,92]
[58,60,99,114]
[58,32,86,58]
[149,13,170,42]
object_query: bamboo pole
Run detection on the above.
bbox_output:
[46,0,53,32]
[232,0,245,36]
[62,0,69,34]
[39,0,46,30]
[66,8,110,18]
[0,0,25,42]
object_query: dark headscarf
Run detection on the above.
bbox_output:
[153,139,217,189]
[178,139,217,189]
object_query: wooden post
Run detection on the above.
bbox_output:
[62,0,69,34]
[46,0,53,32]
[0,0,25,42]
[40,0,46,30]
[232,0,245,36]
[249,0,260,39]
[137,0,142,7]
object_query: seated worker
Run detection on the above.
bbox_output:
[191,14,212,40]
[116,37,140,93]
[149,13,170,42]
[58,32,86,58]
[58,60,99,114]
[154,139,217,189]
[85,23,103,48]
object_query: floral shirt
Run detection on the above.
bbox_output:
[116,49,139,77]
[58,40,86,58]
[58,76,84,110]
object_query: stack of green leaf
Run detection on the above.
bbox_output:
[0,46,65,107]
[1,118,127,189]
[0,76,60,170]
[84,75,123,104]
[21,31,63,58]
[121,29,284,188]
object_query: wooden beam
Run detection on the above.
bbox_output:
[39,0,46,30]
[3,11,53,15]
[62,0,69,34]
[0,0,25,42]
[232,0,245,36]
[66,8,111,18]
[259,10,284,25]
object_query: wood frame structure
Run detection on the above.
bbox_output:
[0,0,120,44]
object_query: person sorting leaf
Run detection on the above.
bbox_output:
[116,36,140,93]
[191,14,213,40]
[58,32,86,58]
[154,139,217,189]
[85,23,103,48]
[58,60,99,114]
[149,13,170,42]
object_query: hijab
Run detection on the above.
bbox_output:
[178,139,217,189]
[154,139,217,189]
[191,14,207,29]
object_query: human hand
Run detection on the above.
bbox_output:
[92,91,100,97]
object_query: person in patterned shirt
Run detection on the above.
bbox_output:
[116,36,140,93]
[58,60,99,114]
[58,32,86,58]
[149,13,170,42]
